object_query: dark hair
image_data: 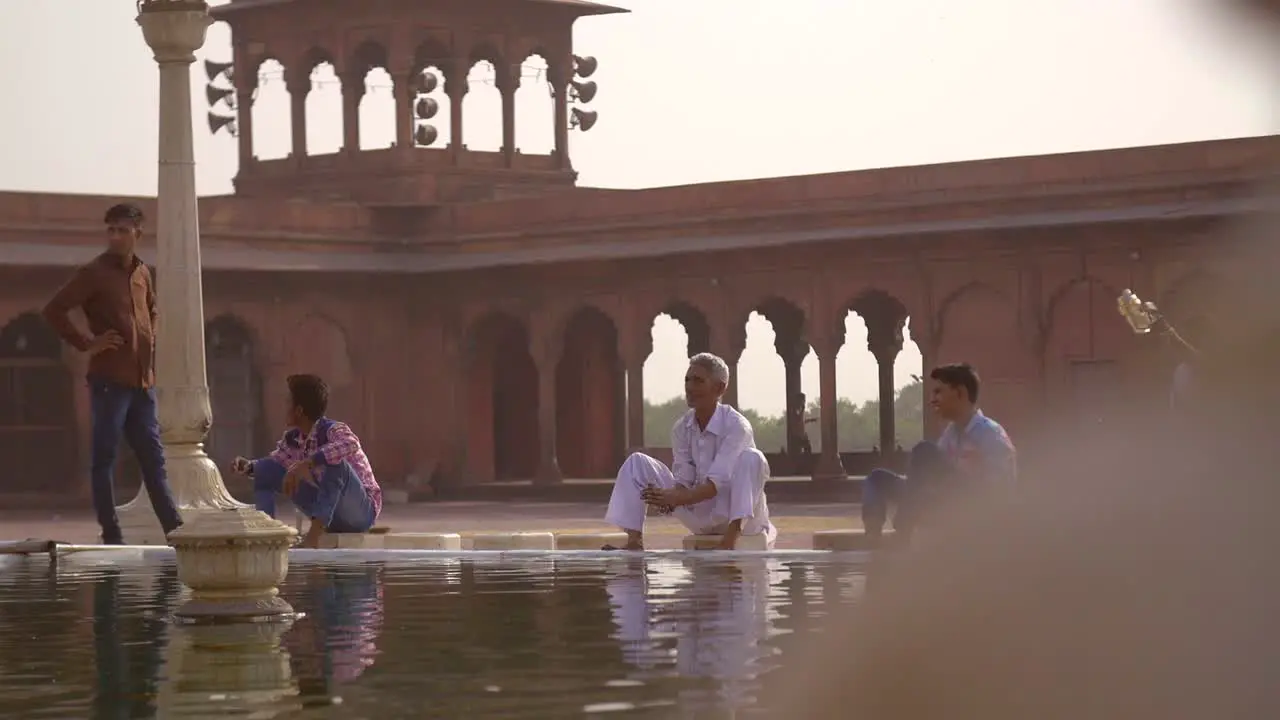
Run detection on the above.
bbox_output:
[104,203,144,226]
[287,374,329,420]
[930,363,980,403]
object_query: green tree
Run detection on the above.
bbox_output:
[642,379,924,450]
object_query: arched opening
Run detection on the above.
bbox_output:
[251,59,291,159]
[205,315,264,496]
[413,65,452,149]
[0,313,76,494]
[514,53,554,154]
[834,291,922,474]
[466,313,538,482]
[736,298,815,475]
[556,307,623,478]
[352,42,394,150]
[462,59,503,152]
[641,302,711,447]
[304,53,343,155]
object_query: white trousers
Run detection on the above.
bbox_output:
[604,450,775,547]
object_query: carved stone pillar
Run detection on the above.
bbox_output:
[917,319,943,440]
[235,88,253,170]
[498,62,518,166]
[447,64,467,161]
[811,335,846,482]
[866,312,905,454]
[393,69,413,151]
[622,335,652,453]
[549,61,570,170]
[341,73,362,153]
[532,337,562,486]
[714,326,745,409]
[286,71,308,160]
[122,1,252,544]
[776,331,808,456]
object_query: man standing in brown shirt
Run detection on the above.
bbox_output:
[43,203,182,544]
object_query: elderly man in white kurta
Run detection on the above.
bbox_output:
[604,353,775,551]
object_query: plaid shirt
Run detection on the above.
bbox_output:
[260,418,382,519]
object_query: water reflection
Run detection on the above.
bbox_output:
[0,554,866,718]
[92,567,179,719]
[604,558,781,714]
[284,563,383,706]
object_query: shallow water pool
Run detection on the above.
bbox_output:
[0,550,866,718]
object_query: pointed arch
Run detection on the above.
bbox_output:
[556,306,623,477]
[205,314,266,475]
[465,311,538,481]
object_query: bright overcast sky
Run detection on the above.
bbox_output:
[0,0,1272,414]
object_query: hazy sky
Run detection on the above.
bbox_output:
[0,0,1272,415]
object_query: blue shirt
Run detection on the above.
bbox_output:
[936,409,1017,486]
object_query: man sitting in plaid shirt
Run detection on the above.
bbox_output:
[231,374,382,548]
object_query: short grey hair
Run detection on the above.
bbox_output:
[688,352,731,388]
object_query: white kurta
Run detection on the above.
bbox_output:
[605,403,775,547]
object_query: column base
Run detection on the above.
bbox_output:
[809,452,847,483]
[116,442,250,545]
[534,460,563,486]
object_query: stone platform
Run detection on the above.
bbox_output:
[422,476,864,504]
[0,501,862,551]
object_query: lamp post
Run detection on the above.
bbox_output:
[118,0,250,543]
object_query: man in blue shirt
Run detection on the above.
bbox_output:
[861,363,1017,542]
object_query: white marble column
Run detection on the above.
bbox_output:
[118,0,250,543]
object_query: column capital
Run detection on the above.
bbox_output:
[495,61,521,94]
[864,310,905,363]
[136,3,212,64]
[620,335,652,367]
[773,329,810,365]
[810,332,842,361]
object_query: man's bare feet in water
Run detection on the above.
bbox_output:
[603,531,644,551]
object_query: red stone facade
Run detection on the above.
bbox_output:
[0,0,1273,502]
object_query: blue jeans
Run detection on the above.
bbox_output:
[89,376,182,543]
[861,441,952,539]
[252,458,376,533]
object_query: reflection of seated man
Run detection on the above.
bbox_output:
[604,353,775,551]
[289,565,384,705]
[230,374,383,548]
[604,557,670,669]
[861,363,1016,542]
[604,557,774,710]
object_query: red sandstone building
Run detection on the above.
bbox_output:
[0,0,1272,503]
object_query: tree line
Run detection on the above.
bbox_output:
[643,380,924,452]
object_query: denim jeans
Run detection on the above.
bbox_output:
[253,458,376,533]
[861,441,952,539]
[89,376,182,544]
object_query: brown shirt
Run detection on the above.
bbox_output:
[43,252,157,388]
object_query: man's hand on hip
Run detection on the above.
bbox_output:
[88,330,124,355]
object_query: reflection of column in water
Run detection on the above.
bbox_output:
[155,620,300,718]
[816,559,845,605]
[92,567,182,720]
[769,560,811,640]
